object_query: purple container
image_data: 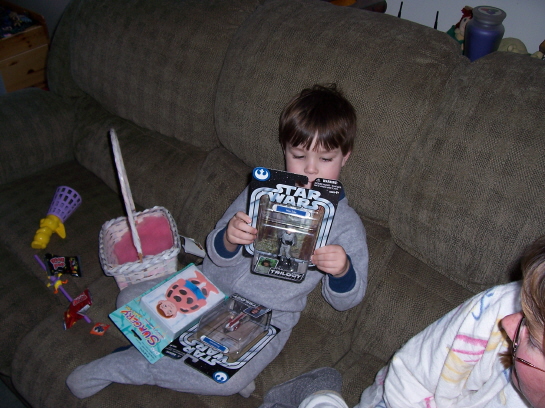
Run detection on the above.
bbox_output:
[47,186,82,223]
[464,6,506,62]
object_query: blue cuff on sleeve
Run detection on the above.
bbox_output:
[214,227,241,259]
[327,255,356,293]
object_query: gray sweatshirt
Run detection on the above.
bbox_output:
[204,186,368,320]
[66,187,368,399]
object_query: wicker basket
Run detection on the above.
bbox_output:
[99,129,181,289]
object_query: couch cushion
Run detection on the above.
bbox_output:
[350,234,474,360]
[334,224,474,406]
[390,52,545,291]
[178,147,252,244]
[0,244,64,377]
[67,0,261,150]
[215,0,463,224]
[0,89,75,184]
[0,161,129,293]
[0,160,140,379]
[73,97,208,224]
[45,0,86,98]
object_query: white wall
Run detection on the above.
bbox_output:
[385,0,545,53]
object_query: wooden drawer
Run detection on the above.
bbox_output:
[0,1,49,92]
[0,43,48,92]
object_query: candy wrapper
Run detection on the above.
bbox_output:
[45,253,82,277]
[64,289,92,329]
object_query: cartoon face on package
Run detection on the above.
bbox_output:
[246,168,341,283]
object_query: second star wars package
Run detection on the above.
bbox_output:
[161,294,280,383]
[245,167,341,283]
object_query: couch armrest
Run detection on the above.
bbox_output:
[0,88,76,184]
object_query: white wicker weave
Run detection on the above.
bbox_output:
[99,129,180,289]
[99,206,181,289]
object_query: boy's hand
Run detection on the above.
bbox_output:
[311,245,349,277]
[224,212,257,252]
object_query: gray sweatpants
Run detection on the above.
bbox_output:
[66,277,294,399]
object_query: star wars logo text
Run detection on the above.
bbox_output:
[267,184,321,210]
[183,340,229,366]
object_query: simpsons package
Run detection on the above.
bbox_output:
[245,167,341,283]
[109,264,225,363]
[139,265,225,340]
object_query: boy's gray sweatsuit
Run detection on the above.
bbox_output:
[66,187,368,399]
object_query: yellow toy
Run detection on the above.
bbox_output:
[498,38,528,54]
[47,272,69,294]
[31,186,82,249]
[31,214,66,249]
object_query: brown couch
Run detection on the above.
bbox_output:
[2,0,545,406]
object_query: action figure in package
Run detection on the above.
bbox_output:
[192,294,271,360]
[161,294,279,383]
[245,167,341,283]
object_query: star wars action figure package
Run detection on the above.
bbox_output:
[245,167,341,283]
[109,264,225,363]
[162,293,279,383]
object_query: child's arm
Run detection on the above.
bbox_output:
[223,212,257,252]
[313,245,357,294]
[311,244,350,277]
[206,186,255,266]
[319,200,368,311]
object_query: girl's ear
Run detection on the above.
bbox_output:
[341,151,351,167]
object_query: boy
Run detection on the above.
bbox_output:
[67,84,368,399]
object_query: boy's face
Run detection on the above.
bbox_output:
[284,139,351,189]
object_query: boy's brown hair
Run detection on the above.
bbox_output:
[279,84,356,156]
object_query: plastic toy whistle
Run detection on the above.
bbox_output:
[31,186,82,250]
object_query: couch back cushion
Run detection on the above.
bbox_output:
[390,52,545,291]
[73,97,208,225]
[46,0,86,99]
[65,0,260,150]
[215,0,462,224]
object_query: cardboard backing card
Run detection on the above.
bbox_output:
[162,293,279,384]
[245,167,341,283]
[162,323,279,384]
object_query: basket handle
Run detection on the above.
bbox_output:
[109,129,143,262]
